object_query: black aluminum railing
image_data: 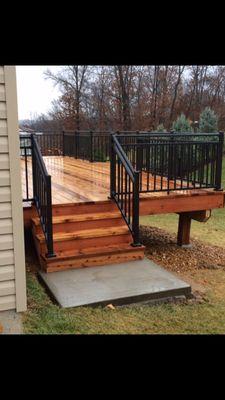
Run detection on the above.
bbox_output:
[110,131,224,245]
[20,135,33,202]
[20,130,224,249]
[20,130,63,156]
[63,130,111,162]
[110,135,141,246]
[31,135,55,257]
[116,132,224,192]
[36,132,63,156]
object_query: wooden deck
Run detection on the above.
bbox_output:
[21,156,216,205]
[21,156,225,272]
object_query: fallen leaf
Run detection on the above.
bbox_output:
[106,304,115,310]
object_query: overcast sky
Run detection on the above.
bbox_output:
[16,66,62,120]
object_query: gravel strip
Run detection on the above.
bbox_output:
[140,225,225,274]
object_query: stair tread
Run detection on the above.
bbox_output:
[36,226,130,243]
[32,211,122,226]
[42,243,145,263]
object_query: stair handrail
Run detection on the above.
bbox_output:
[31,134,55,258]
[110,134,141,246]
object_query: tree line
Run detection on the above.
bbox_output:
[20,65,225,133]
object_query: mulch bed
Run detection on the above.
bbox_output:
[140,225,225,274]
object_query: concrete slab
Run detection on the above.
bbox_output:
[0,310,23,334]
[39,258,191,308]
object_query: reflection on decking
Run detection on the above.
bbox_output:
[21,156,211,205]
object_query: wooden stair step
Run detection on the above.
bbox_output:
[42,243,145,263]
[31,211,122,226]
[36,226,130,244]
[52,200,118,216]
[40,243,145,272]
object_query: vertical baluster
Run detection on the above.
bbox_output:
[190,142,193,188]
[132,171,140,246]
[199,143,203,188]
[62,130,65,156]
[147,141,150,192]
[154,141,157,191]
[128,176,130,226]
[187,142,190,189]
[24,146,29,201]
[206,142,209,187]
[211,142,214,188]
[90,130,93,162]
[161,143,164,191]
[121,163,124,210]
[125,172,127,219]
[193,143,197,188]
[118,157,121,204]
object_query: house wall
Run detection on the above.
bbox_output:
[0,66,27,312]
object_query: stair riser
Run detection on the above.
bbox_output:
[52,202,117,216]
[33,218,125,235]
[39,233,132,254]
[44,249,145,273]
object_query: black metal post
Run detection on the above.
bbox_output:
[136,131,142,171]
[109,135,116,198]
[62,130,65,156]
[75,130,78,158]
[167,131,174,193]
[215,131,224,190]
[132,171,141,246]
[90,130,93,162]
[45,175,55,258]
[31,134,36,202]
[24,146,29,201]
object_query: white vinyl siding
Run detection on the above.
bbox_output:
[0,66,26,312]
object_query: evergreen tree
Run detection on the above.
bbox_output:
[172,113,193,132]
[156,123,166,132]
[199,107,218,133]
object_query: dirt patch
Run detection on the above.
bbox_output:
[140,225,225,274]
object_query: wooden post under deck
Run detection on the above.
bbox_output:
[177,213,192,247]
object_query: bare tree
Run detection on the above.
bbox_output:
[45,66,90,130]
[40,65,225,133]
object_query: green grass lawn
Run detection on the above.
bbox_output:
[140,157,225,248]
[23,268,225,334]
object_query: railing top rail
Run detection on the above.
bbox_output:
[19,134,32,138]
[63,130,112,135]
[115,132,222,137]
[113,135,137,177]
[117,140,220,145]
[20,130,61,133]
[32,135,50,177]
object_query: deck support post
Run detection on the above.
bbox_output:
[177,212,192,247]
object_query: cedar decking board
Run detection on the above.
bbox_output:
[21,156,210,205]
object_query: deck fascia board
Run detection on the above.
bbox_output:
[139,191,225,215]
